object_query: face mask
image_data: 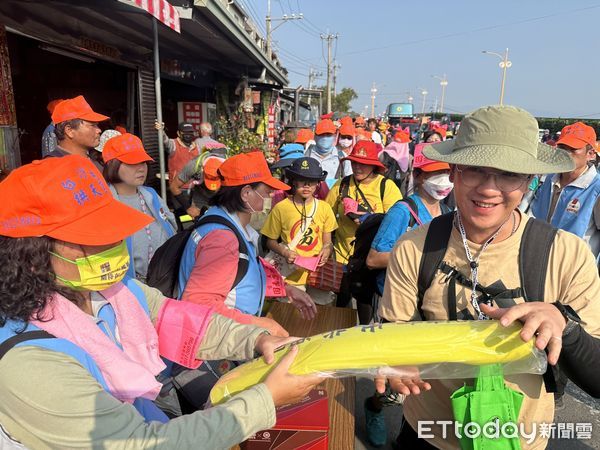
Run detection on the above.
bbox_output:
[338,138,353,149]
[247,189,273,231]
[422,173,454,201]
[50,241,130,291]
[315,135,335,153]
[180,133,195,145]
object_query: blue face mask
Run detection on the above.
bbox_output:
[315,135,335,153]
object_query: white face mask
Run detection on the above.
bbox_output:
[422,173,454,200]
[338,138,353,149]
[247,189,272,231]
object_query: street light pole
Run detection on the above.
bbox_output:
[419,88,428,115]
[432,74,448,113]
[370,83,377,118]
[482,48,512,105]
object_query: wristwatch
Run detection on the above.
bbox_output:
[552,302,581,337]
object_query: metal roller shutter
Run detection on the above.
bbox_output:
[137,68,161,190]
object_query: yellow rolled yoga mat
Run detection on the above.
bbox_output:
[210,320,545,405]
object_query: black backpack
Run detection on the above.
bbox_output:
[347,197,419,301]
[146,215,250,298]
[380,152,412,196]
[414,212,566,393]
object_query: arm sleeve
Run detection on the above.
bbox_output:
[164,135,175,153]
[381,179,403,211]
[371,203,410,252]
[178,157,200,185]
[558,326,600,398]
[180,229,255,325]
[198,314,267,361]
[0,346,275,450]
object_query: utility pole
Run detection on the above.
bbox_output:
[320,32,338,113]
[307,67,322,111]
[332,61,341,96]
[266,0,303,58]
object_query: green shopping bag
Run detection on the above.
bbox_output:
[451,364,524,450]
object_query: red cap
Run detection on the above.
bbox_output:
[218,152,290,190]
[320,112,334,120]
[342,141,385,169]
[315,119,336,135]
[340,116,353,127]
[296,128,314,144]
[354,116,366,126]
[413,143,450,172]
[102,133,154,164]
[557,122,597,150]
[0,155,153,245]
[51,95,109,124]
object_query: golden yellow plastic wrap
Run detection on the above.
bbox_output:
[210,320,545,405]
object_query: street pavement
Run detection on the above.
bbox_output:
[353,376,600,449]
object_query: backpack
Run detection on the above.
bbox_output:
[347,197,420,301]
[146,215,250,298]
[380,152,412,196]
[414,212,564,393]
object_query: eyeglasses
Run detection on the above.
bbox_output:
[455,166,531,193]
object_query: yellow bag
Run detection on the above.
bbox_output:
[210,320,545,405]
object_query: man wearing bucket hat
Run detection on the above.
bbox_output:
[262,157,337,306]
[47,95,109,171]
[0,155,322,448]
[306,119,344,188]
[377,105,600,449]
[531,122,600,259]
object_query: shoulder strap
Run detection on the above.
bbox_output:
[417,212,455,318]
[379,177,387,202]
[340,175,351,198]
[194,215,250,288]
[0,330,55,361]
[519,219,557,302]
[401,197,422,228]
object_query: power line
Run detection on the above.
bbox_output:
[339,4,600,57]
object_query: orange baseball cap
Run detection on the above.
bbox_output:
[339,122,356,137]
[218,152,290,190]
[203,156,224,191]
[354,116,366,126]
[557,122,597,150]
[340,116,353,127]
[315,119,336,135]
[414,144,450,172]
[102,133,154,164]
[296,128,314,144]
[51,95,109,124]
[0,155,152,245]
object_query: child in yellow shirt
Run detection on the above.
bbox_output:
[262,157,338,305]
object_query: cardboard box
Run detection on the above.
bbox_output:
[242,388,329,450]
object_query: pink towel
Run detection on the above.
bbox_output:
[32,282,165,403]
[380,142,410,172]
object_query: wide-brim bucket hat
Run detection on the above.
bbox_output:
[423,105,574,175]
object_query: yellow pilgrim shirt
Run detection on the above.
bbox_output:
[261,197,337,284]
[326,174,402,264]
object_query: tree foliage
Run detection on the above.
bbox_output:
[315,86,358,113]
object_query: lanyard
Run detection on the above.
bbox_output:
[137,191,154,267]
[455,210,514,320]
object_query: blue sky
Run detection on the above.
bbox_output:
[242,0,600,118]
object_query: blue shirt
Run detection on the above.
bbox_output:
[371,194,436,294]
